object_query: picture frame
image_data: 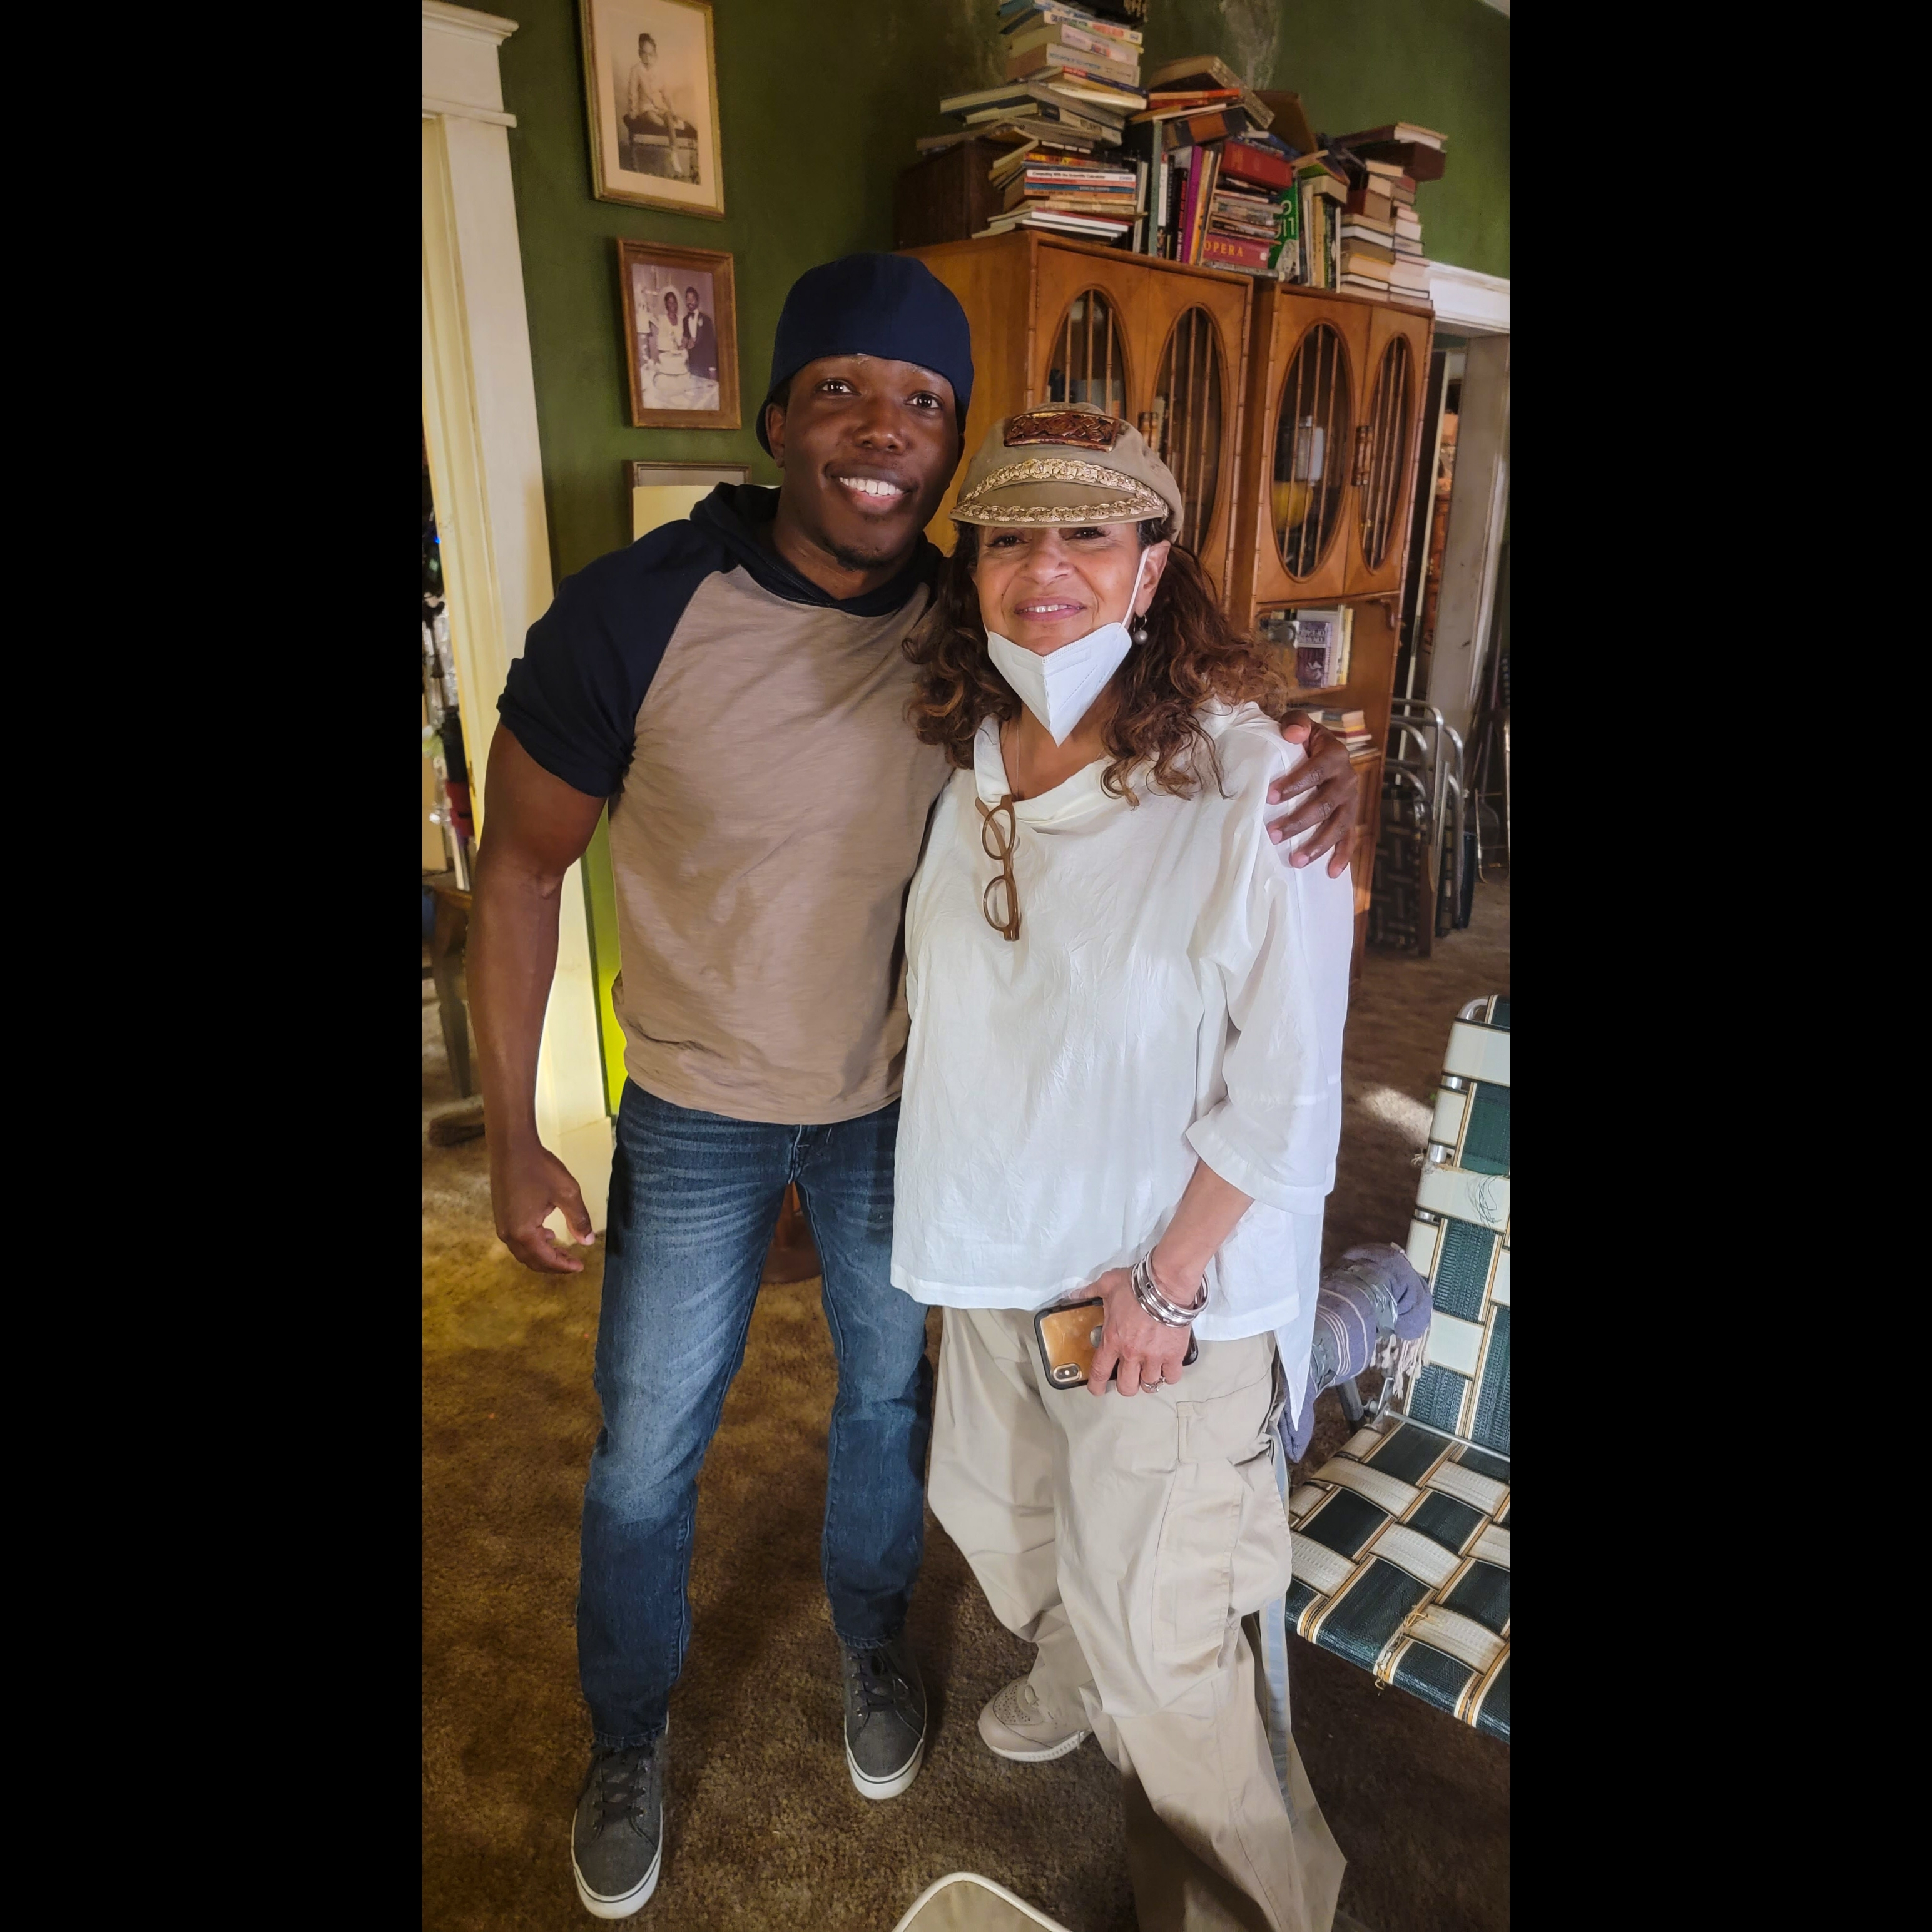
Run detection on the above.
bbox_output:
[628,460,751,540]
[581,0,725,218]
[618,240,740,429]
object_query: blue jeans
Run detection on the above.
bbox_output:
[578,1081,933,1749]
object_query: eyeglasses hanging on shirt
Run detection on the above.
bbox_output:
[977,793,1020,941]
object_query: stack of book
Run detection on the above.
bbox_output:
[1132,54,1286,265]
[999,0,1146,102]
[978,145,1142,241]
[922,13,1443,312]
[933,5,1149,226]
[1286,150,1349,288]
[1313,706,1377,758]
[1198,135,1299,278]
[1333,123,1445,310]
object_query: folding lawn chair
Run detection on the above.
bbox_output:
[1268,995,1511,1744]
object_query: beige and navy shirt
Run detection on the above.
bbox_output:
[500,486,950,1124]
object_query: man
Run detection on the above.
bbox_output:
[682,285,717,382]
[467,253,1360,1921]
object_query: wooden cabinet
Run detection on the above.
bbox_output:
[1348,304,1431,598]
[900,233,1252,596]
[1229,282,1433,631]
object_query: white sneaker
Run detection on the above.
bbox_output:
[976,1678,1090,1763]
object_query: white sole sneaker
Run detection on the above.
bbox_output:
[846,1732,925,1801]
[980,1726,1089,1764]
[572,1839,661,1919]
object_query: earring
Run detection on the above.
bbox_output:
[1131,614,1149,643]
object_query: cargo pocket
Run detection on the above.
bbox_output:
[1228,1441,1294,1618]
[1152,1452,1246,1682]
[1151,1375,1280,1683]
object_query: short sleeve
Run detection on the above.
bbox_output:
[497,521,724,800]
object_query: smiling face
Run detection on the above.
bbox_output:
[972,523,1171,656]
[765,354,959,577]
[664,292,680,322]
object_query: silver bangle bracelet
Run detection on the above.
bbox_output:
[1131,1254,1206,1328]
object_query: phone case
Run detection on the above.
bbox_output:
[1033,1297,1199,1390]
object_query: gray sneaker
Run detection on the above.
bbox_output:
[571,1734,664,1919]
[840,1632,927,1800]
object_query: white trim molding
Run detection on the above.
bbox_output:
[423,4,519,124]
[1424,262,1510,337]
[422,3,615,1226]
[422,95,516,128]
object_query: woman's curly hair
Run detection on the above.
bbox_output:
[903,521,1289,804]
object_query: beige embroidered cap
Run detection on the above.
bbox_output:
[950,403,1185,542]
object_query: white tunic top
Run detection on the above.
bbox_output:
[891,703,1355,1425]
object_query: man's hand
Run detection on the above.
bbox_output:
[467,724,609,1278]
[491,1139,596,1275]
[1268,713,1359,878]
[1083,1268,1192,1398]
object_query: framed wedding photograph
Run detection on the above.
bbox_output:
[618,240,740,429]
[581,0,725,218]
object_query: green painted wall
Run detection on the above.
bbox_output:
[487,0,1509,1114]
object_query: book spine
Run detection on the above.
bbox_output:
[1029,23,1141,67]
[1201,235,1272,269]
[1197,148,1221,264]
[1002,4,1145,46]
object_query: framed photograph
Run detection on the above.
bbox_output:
[581,0,724,218]
[618,240,740,429]
[628,460,750,539]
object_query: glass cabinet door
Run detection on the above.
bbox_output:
[1147,306,1224,553]
[1271,321,1354,583]
[1355,330,1418,592]
[1043,286,1129,416]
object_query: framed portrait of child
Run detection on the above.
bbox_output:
[581,0,724,218]
[618,240,740,430]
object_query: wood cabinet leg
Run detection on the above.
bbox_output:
[430,895,474,1099]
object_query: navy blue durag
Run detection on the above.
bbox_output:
[756,253,975,453]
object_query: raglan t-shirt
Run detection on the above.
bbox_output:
[499,484,953,1125]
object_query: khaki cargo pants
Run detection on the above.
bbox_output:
[929,1306,1345,1932]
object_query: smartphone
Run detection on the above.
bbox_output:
[1033,1296,1199,1391]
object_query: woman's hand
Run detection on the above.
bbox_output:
[1085,1268,1193,1398]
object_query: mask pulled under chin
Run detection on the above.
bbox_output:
[984,547,1150,746]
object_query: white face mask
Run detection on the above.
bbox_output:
[984,543,1151,746]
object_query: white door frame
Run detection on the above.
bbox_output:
[422,2,613,1228]
[1422,263,1510,748]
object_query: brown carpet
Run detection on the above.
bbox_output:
[422,883,1509,1932]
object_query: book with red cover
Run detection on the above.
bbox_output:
[1219,140,1295,191]
[1202,233,1272,271]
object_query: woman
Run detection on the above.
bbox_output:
[893,406,1351,1932]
